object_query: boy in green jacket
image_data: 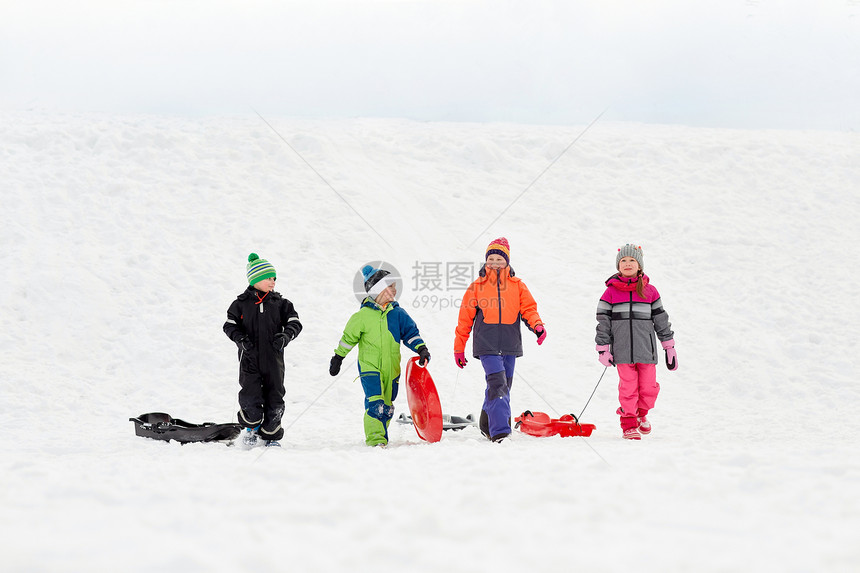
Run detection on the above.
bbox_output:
[329,265,431,446]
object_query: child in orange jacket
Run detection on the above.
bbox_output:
[454,237,546,442]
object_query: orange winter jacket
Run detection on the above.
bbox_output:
[454,266,543,358]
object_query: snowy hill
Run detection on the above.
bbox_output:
[1,110,859,572]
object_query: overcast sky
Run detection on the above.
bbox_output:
[2,0,858,130]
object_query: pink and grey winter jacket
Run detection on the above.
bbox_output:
[595,273,674,365]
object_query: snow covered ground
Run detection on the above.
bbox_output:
[1,110,859,572]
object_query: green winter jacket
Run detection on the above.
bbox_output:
[335,298,426,380]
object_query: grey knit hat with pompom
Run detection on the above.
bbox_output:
[616,244,644,271]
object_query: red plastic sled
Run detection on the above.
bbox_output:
[514,410,596,438]
[403,357,443,442]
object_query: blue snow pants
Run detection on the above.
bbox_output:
[479,355,516,440]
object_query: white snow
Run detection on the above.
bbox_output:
[1,110,859,572]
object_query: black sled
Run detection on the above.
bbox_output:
[130,412,242,444]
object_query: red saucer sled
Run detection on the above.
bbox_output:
[403,357,443,442]
[514,410,596,438]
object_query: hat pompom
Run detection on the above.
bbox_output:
[248,253,260,263]
[361,265,376,281]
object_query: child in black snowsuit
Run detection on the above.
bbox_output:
[223,253,302,446]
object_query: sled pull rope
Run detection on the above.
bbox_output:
[451,369,461,409]
[575,368,612,468]
[466,106,608,248]
[253,359,356,463]
[516,372,560,417]
[252,108,392,249]
[576,367,608,423]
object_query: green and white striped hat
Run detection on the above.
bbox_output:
[247,253,276,285]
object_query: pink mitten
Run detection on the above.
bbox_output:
[535,325,547,345]
[596,344,614,367]
[454,352,467,369]
[662,339,678,371]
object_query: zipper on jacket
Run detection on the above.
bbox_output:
[629,291,635,364]
[378,302,391,376]
[380,307,386,376]
[496,268,503,355]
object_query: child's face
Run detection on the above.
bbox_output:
[375,282,397,305]
[486,254,507,269]
[618,257,640,277]
[253,277,276,293]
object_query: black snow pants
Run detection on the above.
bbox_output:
[237,347,286,441]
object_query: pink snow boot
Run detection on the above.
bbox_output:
[623,427,642,440]
[638,416,651,435]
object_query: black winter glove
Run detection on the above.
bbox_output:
[418,346,431,366]
[329,354,344,376]
[236,336,254,352]
[273,333,291,352]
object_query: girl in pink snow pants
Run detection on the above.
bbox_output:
[595,244,677,440]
